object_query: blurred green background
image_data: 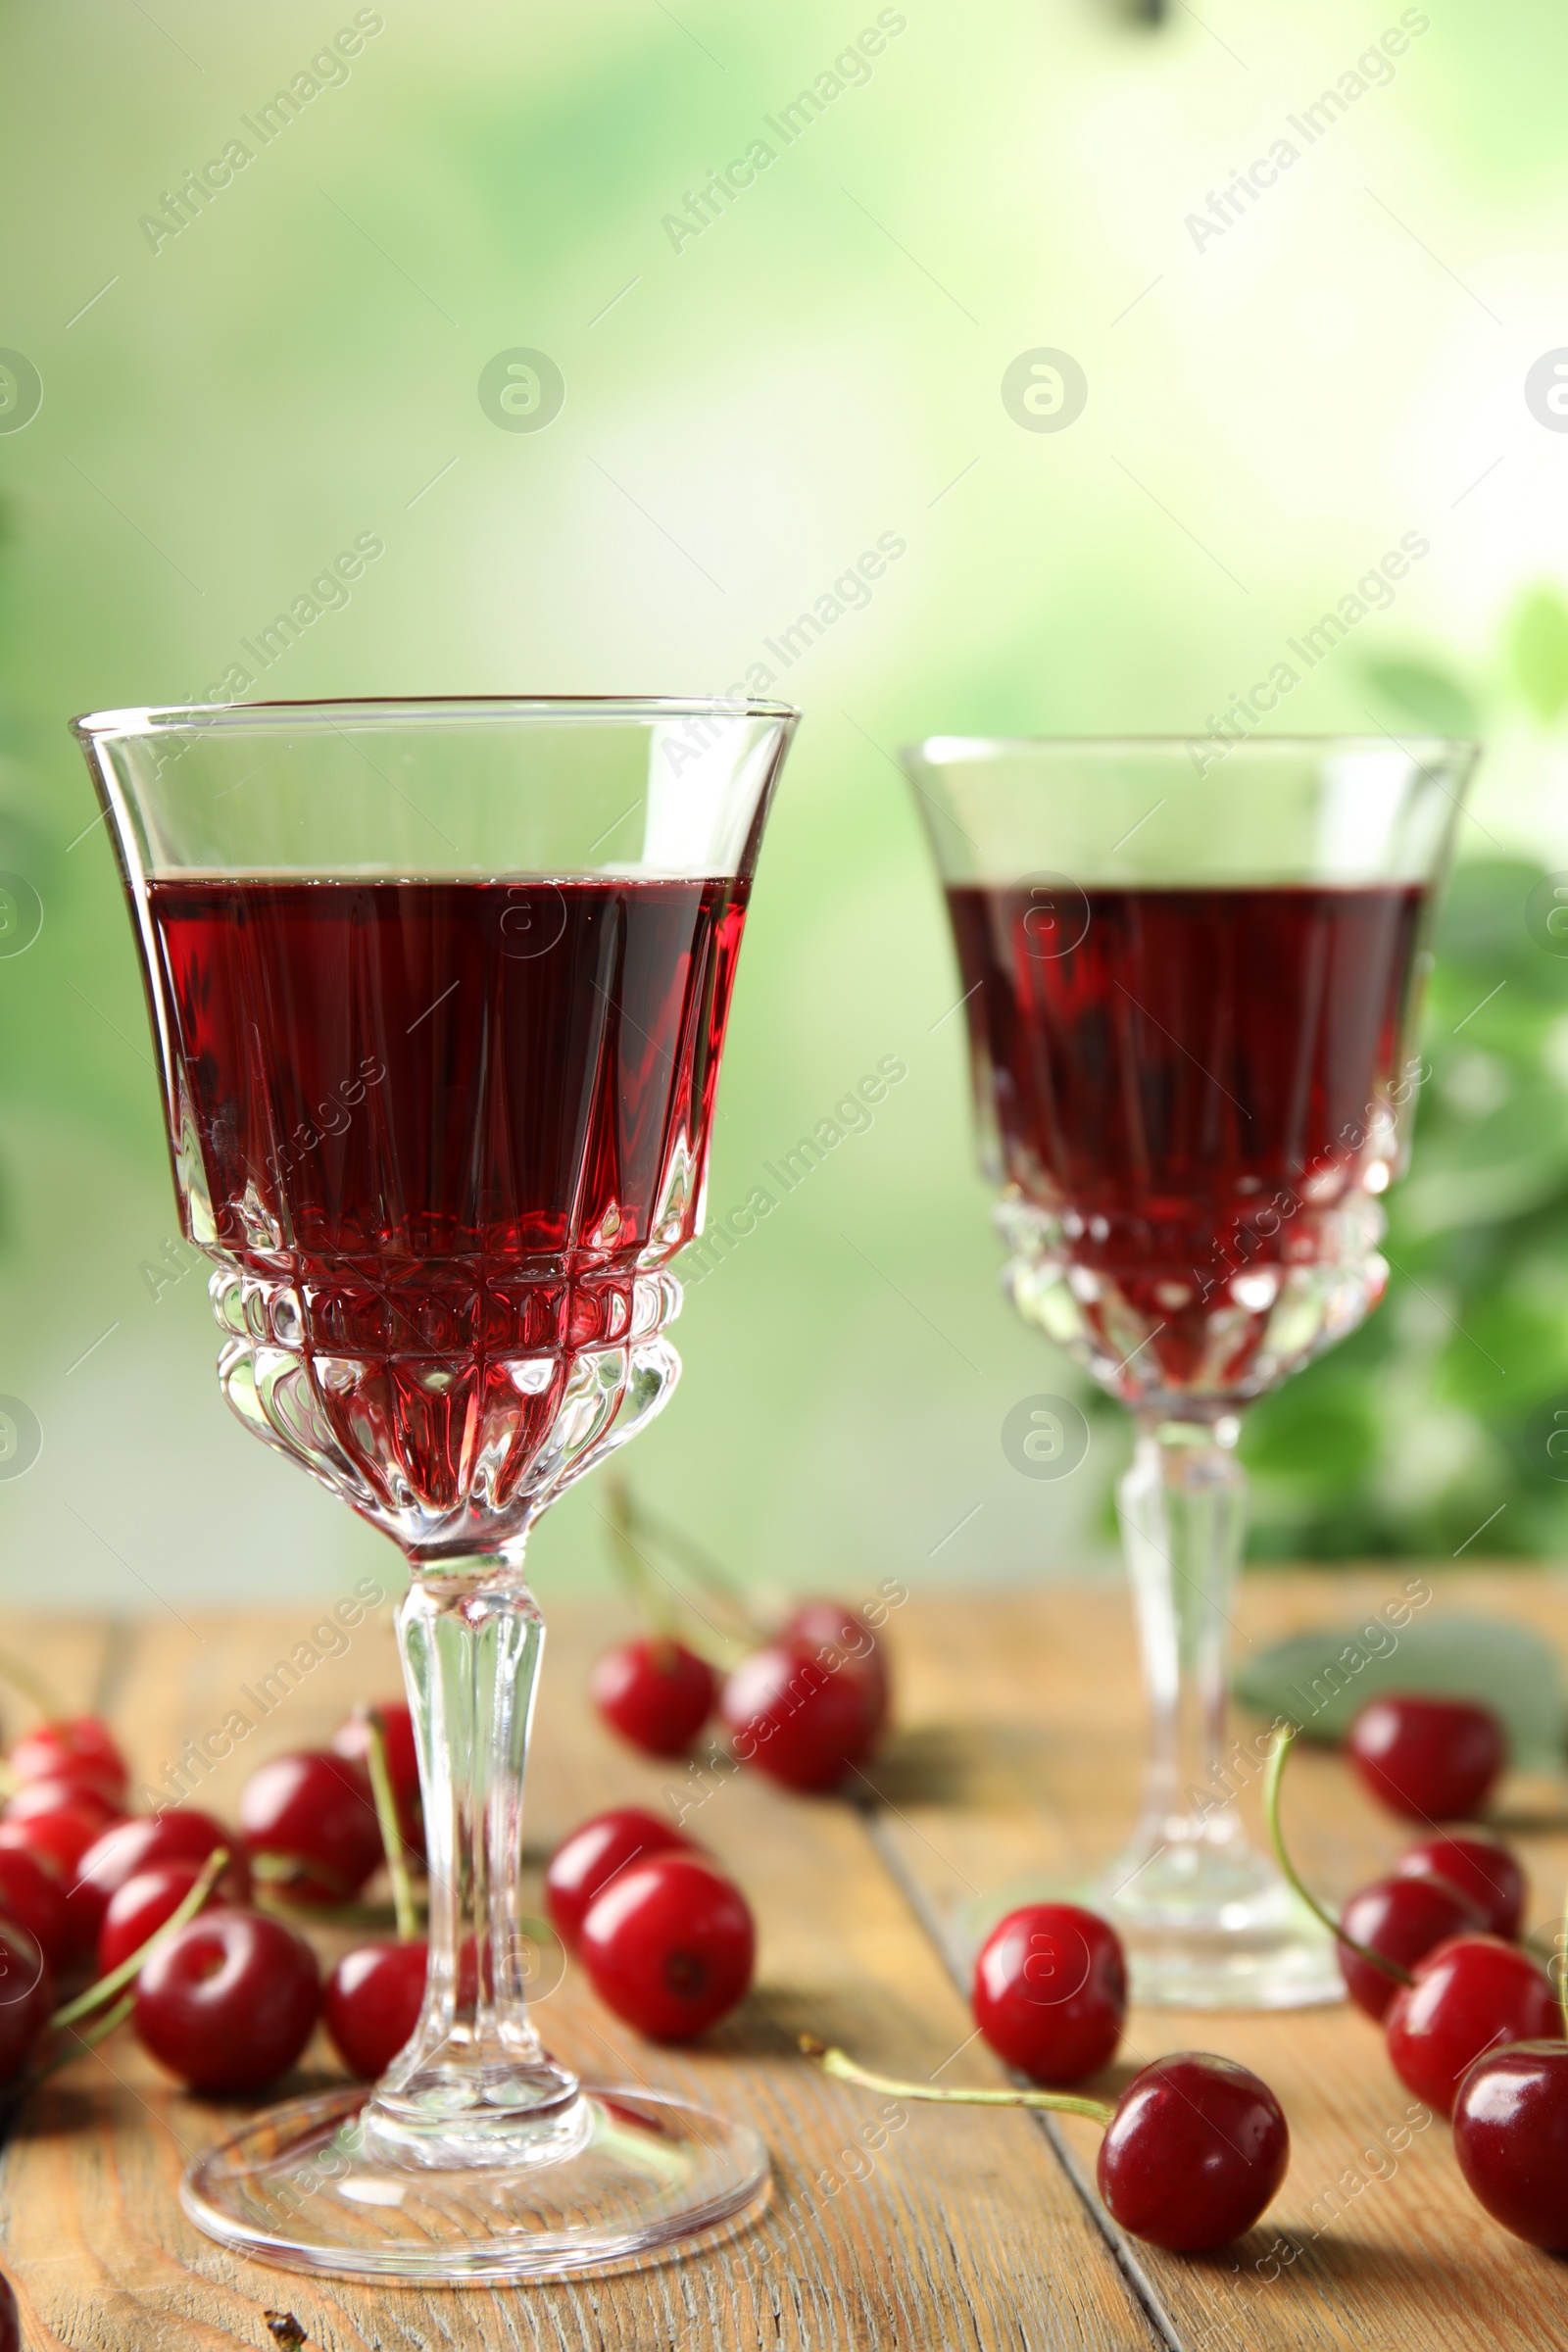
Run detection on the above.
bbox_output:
[3,0,1568,1613]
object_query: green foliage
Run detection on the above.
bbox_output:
[1510,588,1568,725]
[1362,657,1482,739]
[1245,853,1568,1560]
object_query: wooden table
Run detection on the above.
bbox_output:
[4,1570,1568,2350]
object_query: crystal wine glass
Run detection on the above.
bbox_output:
[901,734,1478,2009]
[74,695,796,2279]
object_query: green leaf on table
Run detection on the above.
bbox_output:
[1510,586,1568,725]
[1361,657,1481,740]
[1233,1610,1565,1767]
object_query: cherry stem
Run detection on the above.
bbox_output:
[1263,1725,1413,1987]
[49,1844,229,2032]
[366,1710,419,1942]
[620,1486,772,1647]
[799,2036,1116,2127]
[602,1474,683,1642]
[0,1646,65,1726]
[32,1988,137,2082]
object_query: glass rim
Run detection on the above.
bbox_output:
[903,730,1481,762]
[71,693,802,744]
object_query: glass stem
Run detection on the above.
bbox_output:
[366,1551,581,2165]
[1117,1412,1249,1858]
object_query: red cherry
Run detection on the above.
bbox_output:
[1348,1693,1505,1822]
[0,1919,53,2087]
[331,1702,423,1855]
[1097,2054,1290,2252]
[1385,1935,1560,2117]
[580,1854,754,2040]
[70,1808,246,1960]
[0,1846,69,1969]
[589,1639,717,1758]
[972,1904,1126,2084]
[1337,1874,1484,2020]
[97,1861,233,1978]
[1453,2040,1568,2249]
[133,1909,319,2091]
[779,1599,891,1730]
[545,1807,695,1949]
[1394,1833,1526,1941]
[0,1801,122,1906]
[239,1750,382,1903]
[721,1641,877,1792]
[323,1940,428,2078]
[10,1716,127,1803]
[3,1776,122,1831]
[0,2270,17,2352]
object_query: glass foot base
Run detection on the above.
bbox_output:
[956,1849,1345,2012]
[181,2084,770,2283]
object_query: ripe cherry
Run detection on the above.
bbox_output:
[1348,1693,1505,1822]
[97,1862,233,1978]
[239,1750,382,1903]
[1394,1832,1525,1941]
[9,1716,127,1805]
[580,1854,754,2041]
[805,2041,1289,2254]
[323,1940,428,2078]
[1453,2040,1568,2250]
[0,1845,69,1969]
[973,1903,1126,2083]
[1338,1874,1484,2020]
[3,1777,122,1833]
[722,1641,877,1792]
[1385,1936,1560,2117]
[589,1639,716,1758]
[779,1599,891,1732]
[134,1909,319,2092]
[0,1920,53,2086]
[1098,2054,1291,2252]
[545,1807,695,1948]
[331,1702,423,1855]
[0,1802,128,1940]
[0,2270,17,2352]
[70,1808,246,1959]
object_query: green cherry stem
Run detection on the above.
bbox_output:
[602,1474,683,1642]
[1263,1725,1413,1988]
[32,1989,137,2081]
[366,1710,418,1943]
[0,1646,65,1726]
[800,2036,1116,2127]
[49,1844,229,2032]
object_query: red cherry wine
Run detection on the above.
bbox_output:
[945,883,1427,1397]
[143,876,748,1519]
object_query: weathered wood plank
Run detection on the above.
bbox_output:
[869,1572,1568,2352]
[0,1599,1157,2352]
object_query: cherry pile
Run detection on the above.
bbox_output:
[0,1690,436,2094]
[590,1480,893,1791]
[546,1808,755,2039]
[1271,1692,1568,2251]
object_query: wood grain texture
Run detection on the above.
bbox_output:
[0,1598,1155,2352]
[869,1570,1568,2352]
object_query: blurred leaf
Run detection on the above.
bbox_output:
[1234,1613,1565,1765]
[1397,1079,1568,1235]
[1433,857,1544,974]
[1362,658,1481,739]
[1510,587,1568,724]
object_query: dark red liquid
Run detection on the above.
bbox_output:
[945,884,1428,1394]
[144,876,747,1523]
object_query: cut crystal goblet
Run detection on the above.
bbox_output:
[902,734,1478,2009]
[74,694,796,2279]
